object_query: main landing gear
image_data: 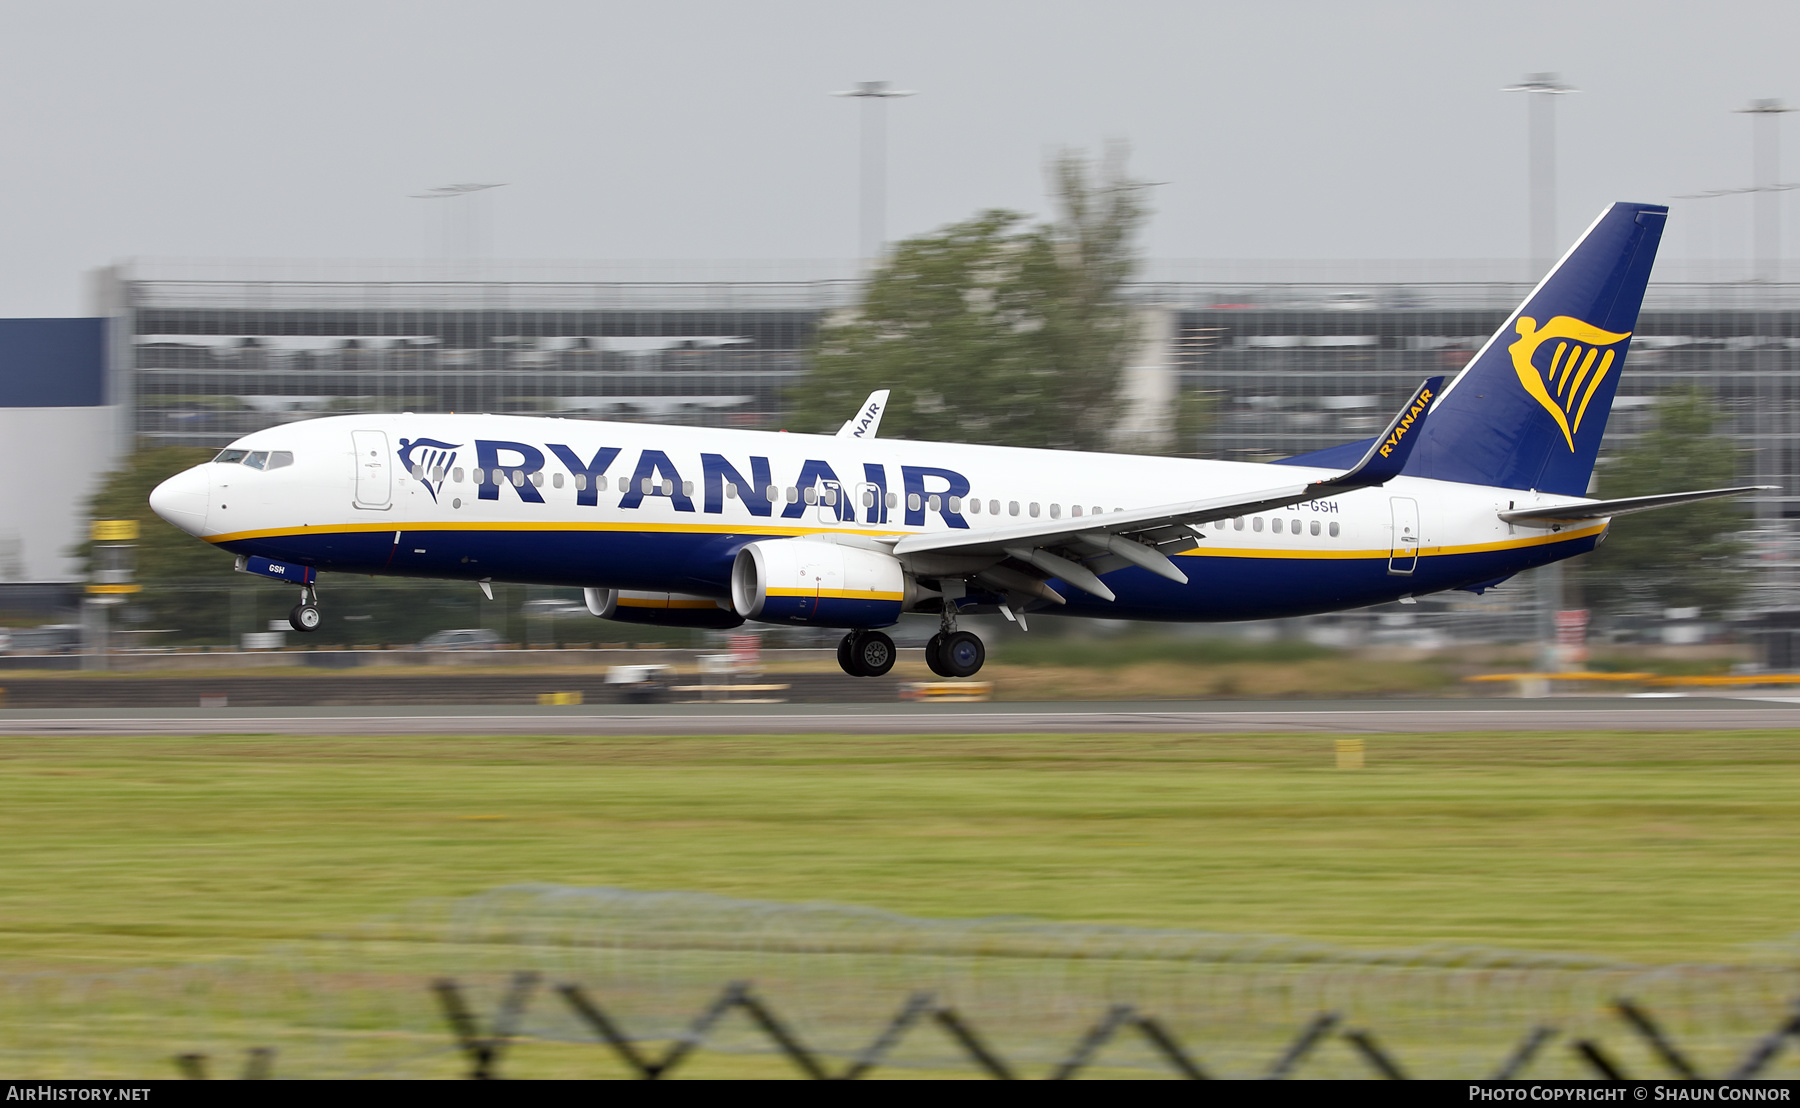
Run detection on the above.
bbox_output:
[837,602,988,680]
[837,630,896,677]
[288,586,322,633]
[925,630,985,679]
[925,597,986,679]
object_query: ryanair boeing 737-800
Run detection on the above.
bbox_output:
[148,202,1764,679]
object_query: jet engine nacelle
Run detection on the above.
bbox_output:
[584,587,745,629]
[730,540,914,628]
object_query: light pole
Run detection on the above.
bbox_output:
[1503,73,1577,279]
[1739,100,1793,282]
[410,183,507,260]
[1505,74,1578,674]
[1675,100,1798,282]
[831,81,915,265]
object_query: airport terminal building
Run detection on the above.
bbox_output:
[7,259,1799,615]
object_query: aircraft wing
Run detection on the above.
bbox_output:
[1498,485,1774,525]
[890,377,1442,601]
[836,389,890,439]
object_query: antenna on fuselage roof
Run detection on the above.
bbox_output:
[836,389,890,439]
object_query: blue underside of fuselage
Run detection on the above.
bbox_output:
[216,528,1595,622]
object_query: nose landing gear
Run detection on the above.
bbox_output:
[288,586,322,633]
[836,630,896,677]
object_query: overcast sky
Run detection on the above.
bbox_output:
[0,0,1795,315]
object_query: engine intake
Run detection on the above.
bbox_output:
[584,587,744,629]
[731,540,912,628]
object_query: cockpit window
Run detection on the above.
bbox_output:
[213,448,294,470]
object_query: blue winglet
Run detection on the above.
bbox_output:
[1312,376,1444,492]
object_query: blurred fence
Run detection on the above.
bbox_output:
[4,885,1800,1079]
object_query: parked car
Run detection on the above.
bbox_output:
[417,628,503,651]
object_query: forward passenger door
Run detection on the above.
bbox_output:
[352,430,392,510]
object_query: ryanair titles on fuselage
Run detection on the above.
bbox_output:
[412,436,973,529]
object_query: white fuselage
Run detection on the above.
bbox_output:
[149,413,1599,623]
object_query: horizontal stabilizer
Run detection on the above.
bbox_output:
[1498,485,1774,524]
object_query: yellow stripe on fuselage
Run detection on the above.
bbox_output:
[204,520,904,544]
[1179,521,1607,560]
[203,518,1605,563]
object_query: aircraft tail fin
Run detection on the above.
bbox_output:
[1403,202,1668,495]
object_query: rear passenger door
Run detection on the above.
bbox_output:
[1388,497,1419,575]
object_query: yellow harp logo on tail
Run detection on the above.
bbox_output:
[1509,316,1632,451]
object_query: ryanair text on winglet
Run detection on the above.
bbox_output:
[1377,386,1435,458]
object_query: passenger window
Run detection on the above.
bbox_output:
[1009,501,1020,516]
[766,485,780,502]
[1029,503,1040,518]
[824,488,837,506]
[968,498,980,514]
[1329,522,1341,537]
[552,472,564,489]
[804,487,818,505]
[473,468,486,484]
[860,489,874,508]
[641,478,653,495]
[1050,504,1061,519]
[927,494,940,511]
[726,483,739,500]
[1310,520,1320,536]
[530,472,543,487]
[1233,518,1243,531]
[1213,519,1225,530]
[410,463,424,479]
[430,465,445,482]
[454,467,465,483]
[575,473,587,491]
[949,495,962,512]
[682,480,694,497]
[1093,507,1102,516]
[908,493,922,512]
[786,486,799,503]
[1253,518,1263,532]
[1071,505,1082,517]
[214,449,248,464]
[991,500,1001,515]
[512,471,525,487]
[662,479,676,495]
[886,492,899,509]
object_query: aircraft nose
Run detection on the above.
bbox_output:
[149,465,210,536]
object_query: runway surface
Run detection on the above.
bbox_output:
[4,697,1800,735]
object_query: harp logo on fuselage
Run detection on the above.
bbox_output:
[1509,316,1632,451]
[396,437,462,503]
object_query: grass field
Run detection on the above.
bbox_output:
[5,730,1800,972]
